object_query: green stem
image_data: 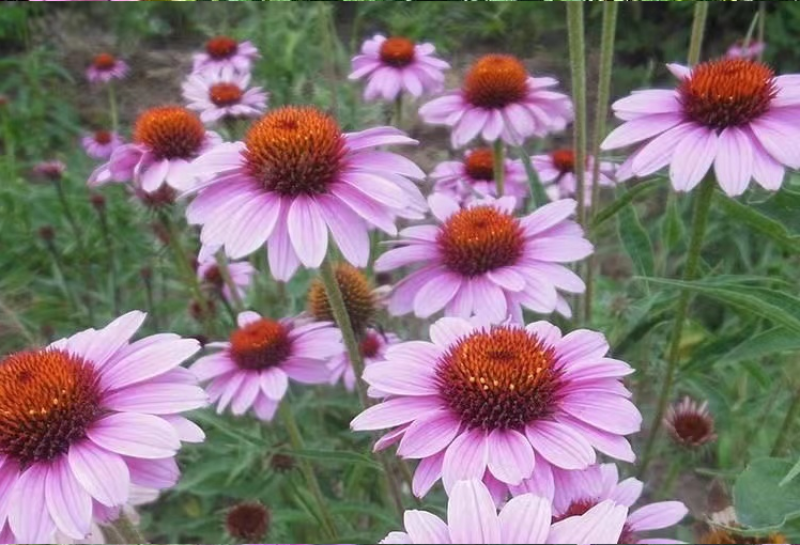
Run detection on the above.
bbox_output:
[142,268,159,331]
[567,1,587,229]
[97,206,120,315]
[215,250,245,313]
[1,109,15,180]
[320,3,339,117]
[0,295,36,345]
[638,177,715,478]
[279,402,338,540]
[492,140,506,198]
[393,93,403,129]
[108,82,118,134]
[771,386,800,456]
[757,3,766,62]
[110,512,147,544]
[584,1,618,325]
[52,179,84,245]
[44,239,79,317]
[687,2,709,66]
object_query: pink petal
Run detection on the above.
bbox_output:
[499,495,552,544]
[429,317,474,346]
[404,510,449,544]
[126,457,179,489]
[375,244,440,272]
[453,108,490,148]
[548,500,628,545]
[104,384,207,414]
[447,480,501,544]
[287,197,328,268]
[267,205,301,281]
[560,416,636,462]
[412,451,445,498]
[397,410,461,458]
[560,394,642,435]
[45,458,92,539]
[363,361,438,397]
[413,273,462,318]
[627,502,688,532]
[317,195,370,267]
[102,337,200,390]
[714,126,754,197]
[631,122,696,177]
[140,159,169,192]
[750,115,800,169]
[521,199,577,237]
[750,135,786,191]
[260,368,289,400]
[190,354,237,382]
[231,374,261,415]
[9,465,55,543]
[669,126,718,192]
[87,414,181,459]
[556,329,609,363]
[487,429,535,485]
[442,429,488,492]
[610,477,644,507]
[68,441,129,507]
[351,396,443,431]
[526,421,596,470]
[601,113,683,150]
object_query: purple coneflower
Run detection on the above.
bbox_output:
[531,148,616,207]
[193,36,259,75]
[82,130,123,160]
[86,53,129,84]
[182,67,268,125]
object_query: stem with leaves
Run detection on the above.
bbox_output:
[567,2,587,229]
[492,140,505,198]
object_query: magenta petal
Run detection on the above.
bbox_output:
[260,368,289,400]
[103,383,207,414]
[68,441,129,507]
[45,458,92,540]
[526,421,595,470]
[404,511,449,544]
[412,451,445,498]
[9,465,55,543]
[397,410,461,458]
[442,429,488,492]
[102,337,200,390]
[126,457,179,489]
[487,429,535,485]
[87,414,181,459]
[628,501,688,532]
[351,396,443,431]
[669,126,718,192]
[499,495,552,544]
[287,197,328,268]
[447,480,501,543]
[714,126,753,197]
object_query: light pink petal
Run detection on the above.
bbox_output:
[669,126,718,192]
[429,317,474,346]
[548,500,628,545]
[104,384,207,414]
[628,502,688,532]
[611,477,644,507]
[487,429,535,485]
[560,394,642,435]
[525,321,562,346]
[413,273,462,318]
[87,414,180,459]
[260,368,289,400]
[601,113,683,150]
[383,531,413,544]
[68,441,129,507]
[560,416,636,462]
[281,357,330,384]
[375,244,440,272]
[470,278,508,324]
[666,63,691,80]
[404,511,449,544]
[317,195,370,267]
[750,135,786,191]
[330,184,398,235]
[428,192,461,222]
[162,415,205,443]
[267,205,301,281]
[398,410,461,458]
[481,110,505,142]
[510,453,554,500]
[487,268,525,292]
[750,115,800,169]
[74,311,145,369]
[412,451,445,498]
[231,373,261,415]
[714,126,754,197]
[527,236,594,263]
[447,480,501,544]
[190,354,237,382]
[612,90,681,117]
[556,329,609,362]
[252,396,279,421]
[364,361,438,397]
[526,421,595,470]
[442,429,488,492]
[351,396,443,431]
[102,337,200,390]
[0,459,19,527]
[226,194,281,260]
[344,126,417,151]
[45,458,92,539]
[9,465,55,543]
[498,495,552,544]
[342,171,409,209]
[126,457,179,489]
[140,159,170,192]
[631,122,697,177]
[453,108,490,148]
[287,197,328,268]
[521,199,577,237]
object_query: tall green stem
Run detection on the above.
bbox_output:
[567,2,587,228]
[108,82,119,133]
[639,178,715,477]
[96,204,120,315]
[771,386,800,456]
[0,295,36,345]
[215,250,245,313]
[687,2,709,66]
[279,402,338,540]
[492,140,505,198]
[584,2,618,325]
[110,511,147,544]
[52,179,84,245]
[757,3,766,61]
[393,93,403,129]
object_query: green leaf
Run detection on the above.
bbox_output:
[716,191,800,251]
[734,458,800,529]
[292,449,383,470]
[591,178,661,231]
[663,195,685,252]
[722,328,800,364]
[781,456,800,487]
[641,277,800,334]
[517,149,550,209]
[617,201,655,277]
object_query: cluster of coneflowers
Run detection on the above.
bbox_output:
[6,13,795,544]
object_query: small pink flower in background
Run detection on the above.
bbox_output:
[349,34,450,102]
[182,67,268,125]
[86,53,129,84]
[376,195,592,322]
[602,59,800,196]
[430,147,529,207]
[190,311,341,422]
[328,328,400,393]
[531,148,616,207]
[82,130,123,160]
[197,255,255,303]
[32,160,66,182]
[193,36,260,75]
[381,479,629,545]
[88,106,221,193]
[513,463,687,544]
[419,54,573,147]
[726,40,766,61]
[352,317,640,498]
[186,106,426,281]
[0,311,206,543]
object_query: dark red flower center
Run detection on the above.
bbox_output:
[225,501,270,541]
[554,499,636,545]
[202,264,224,289]
[379,37,416,68]
[436,327,562,431]
[244,106,346,197]
[93,53,117,71]
[464,54,528,109]
[133,106,206,160]
[360,332,382,360]
[438,205,524,277]
[230,318,293,371]
[209,82,244,107]
[680,59,776,129]
[464,148,495,181]
[672,412,713,444]
[94,130,113,145]
[0,349,102,468]
[137,184,178,208]
[206,36,239,60]
[551,148,576,173]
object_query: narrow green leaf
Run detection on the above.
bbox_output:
[663,195,685,252]
[780,456,800,487]
[734,458,800,529]
[292,449,383,470]
[617,201,655,277]
[716,191,800,251]
[723,328,800,364]
[517,149,550,209]
[591,178,661,231]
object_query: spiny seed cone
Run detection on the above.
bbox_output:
[225,501,270,541]
[307,263,376,333]
[698,529,787,545]
[270,452,296,472]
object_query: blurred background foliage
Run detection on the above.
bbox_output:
[1,2,800,543]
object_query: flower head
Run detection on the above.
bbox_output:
[726,40,766,61]
[603,59,800,196]
[349,34,450,102]
[352,317,640,498]
[226,501,270,541]
[376,195,592,322]
[515,463,688,544]
[419,54,573,147]
[82,130,123,160]
[532,149,616,207]
[190,311,341,421]
[193,36,259,75]
[382,479,629,545]
[186,106,426,280]
[32,160,66,182]
[183,67,268,125]
[307,263,377,334]
[86,53,129,84]
[88,106,221,193]
[664,396,717,448]
[430,147,529,207]
[0,312,205,543]
[197,255,255,304]
[328,328,400,393]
